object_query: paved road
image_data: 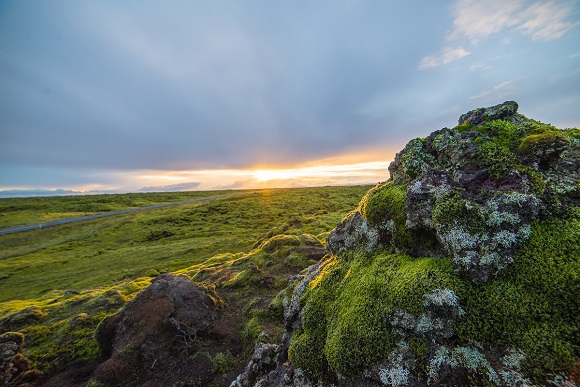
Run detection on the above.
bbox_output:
[0,193,245,236]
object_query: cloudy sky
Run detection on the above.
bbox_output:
[1,0,579,195]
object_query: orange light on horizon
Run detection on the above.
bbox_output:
[36,159,393,194]
[252,161,391,183]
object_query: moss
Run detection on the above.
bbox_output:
[362,182,406,228]
[241,316,264,344]
[482,120,527,151]
[269,278,301,321]
[476,141,518,179]
[518,131,571,156]
[408,337,429,380]
[85,379,107,387]
[360,182,418,250]
[289,251,462,381]
[455,211,580,384]
[145,269,160,277]
[432,192,485,235]
[517,165,547,195]
[520,119,559,135]
[468,119,538,180]
[22,312,105,372]
[211,351,235,375]
[401,138,435,179]
[453,123,477,133]
[0,306,47,332]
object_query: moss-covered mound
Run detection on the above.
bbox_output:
[282,102,580,386]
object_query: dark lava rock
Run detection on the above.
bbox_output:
[0,332,39,386]
[326,211,381,255]
[458,100,518,125]
[93,273,239,386]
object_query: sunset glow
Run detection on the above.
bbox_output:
[136,161,393,192]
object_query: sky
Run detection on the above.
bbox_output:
[1,0,579,196]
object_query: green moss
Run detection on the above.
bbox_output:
[22,312,104,372]
[482,120,527,151]
[453,123,477,133]
[408,337,429,379]
[241,316,264,344]
[145,269,160,277]
[517,165,547,195]
[221,266,264,288]
[289,251,461,381]
[401,138,435,179]
[432,192,485,234]
[475,141,518,179]
[362,182,406,228]
[468,119,541,180]
[456,211,580,383]
[518,131,571,156]
[211,351,235,375]
[520,119,559,135]
[0,306,47,332]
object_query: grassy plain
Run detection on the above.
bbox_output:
[0,186,369,304]
[0,186,370,384]
[0,190,238,228]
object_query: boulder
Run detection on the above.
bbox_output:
[236,101,580,386]
[458,100,519,125]
[326,211,381,255]
[92,273,231,386]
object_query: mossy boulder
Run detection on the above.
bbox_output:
[244,101,580,386]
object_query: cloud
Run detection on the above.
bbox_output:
[420,0,578,69]
[469,62,492,71]
[448,0,524,43]
[0,188,86,198]
[450,0,578,42]
[418,46,471,69]
[0,1,440,173]
[516,0,580,40]
[138,182,201,193]
[469,80,519,101]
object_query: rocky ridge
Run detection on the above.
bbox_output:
[232,101,580,386]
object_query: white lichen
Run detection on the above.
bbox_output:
[492,230,518,248]
[487,211,521,227]
[426,346,539,386]
[378,366,410,386]
[441,226,478,251]
[428,346,449,381]
[517,224,532,240]
[382,219,397,234]
[424,288,459,307]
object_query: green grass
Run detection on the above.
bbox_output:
[0,186,369,305]
[0,186,370,380]
[0,190,238,228]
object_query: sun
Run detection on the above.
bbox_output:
[254,169,287,182]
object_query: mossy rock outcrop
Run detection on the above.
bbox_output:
[238,102,580,386]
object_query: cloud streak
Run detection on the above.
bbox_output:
[418,47,471,69]
[450,0,577,42]
[420,0,578,69]
[469,80,520,101]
